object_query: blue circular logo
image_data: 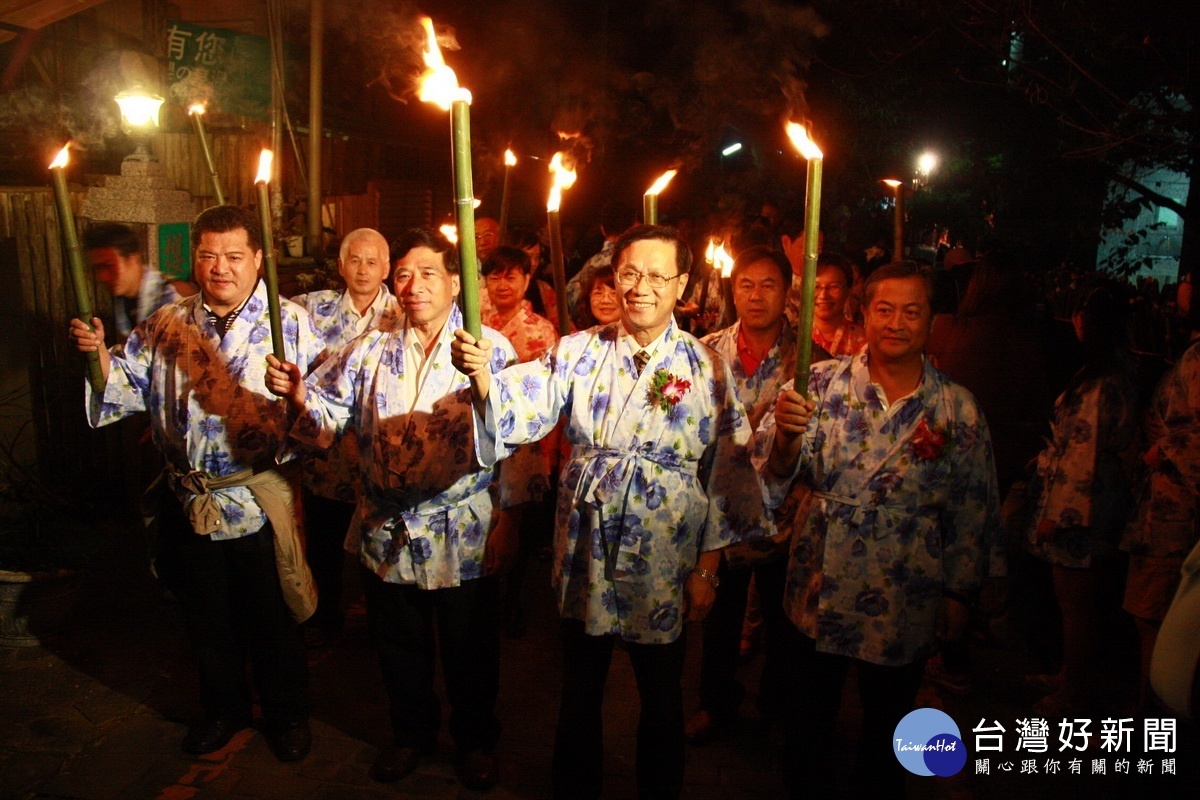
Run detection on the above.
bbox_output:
[893,708,966,777]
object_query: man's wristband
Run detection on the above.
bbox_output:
[693,566,720,589]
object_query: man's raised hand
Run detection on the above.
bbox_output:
[265,354,306,411]
[451,328,494,406]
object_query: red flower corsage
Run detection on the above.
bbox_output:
[647,369,692,412]
[910,418,948,461]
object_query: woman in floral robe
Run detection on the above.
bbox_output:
[1025,284,1138,712]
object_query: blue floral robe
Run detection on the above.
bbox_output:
[1026,368,1138,568]
[86,280,327,539]
[475,318,772,644]
[291,286,399,502]
[287,305,518,589]
[702,321,805,569]
[759,354,1000,666]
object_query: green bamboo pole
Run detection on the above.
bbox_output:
[49,149,105,392]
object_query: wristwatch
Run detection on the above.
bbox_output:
[693,566,720,589]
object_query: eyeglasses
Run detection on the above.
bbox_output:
[615,269,682,289]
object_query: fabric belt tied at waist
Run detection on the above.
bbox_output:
[813,489,937,542]
[171,465,316,623]
[573,443,699,580]
[370,487,489,551]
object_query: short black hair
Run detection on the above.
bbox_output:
[83,222,140,257]
[611,225,693,276]
[481,246,531,276]
[192,205,263,254]
[730,245,791,286]
[390,228,460,275]
[863,260,934,306]
[816,253,855,288]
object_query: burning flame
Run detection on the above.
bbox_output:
[417,16,471,109]
[715,242,734,278]
[49,143,70,169]
[439,224,458,244]
[645,169,677,197]
[255,149,273,184]
[504,149,517,167]
[546,152,577,213]
[882,179,902,188]
[556,131,581,141]
[188,103,206,116]
[704,238,716,265]
[786,123,823,160]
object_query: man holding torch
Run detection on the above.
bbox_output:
[450,225,771,799]
[68,204,326,762]
[760,261,1000,796]
[265,228,519,791]
[290,228,398,645]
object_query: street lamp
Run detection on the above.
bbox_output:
[916,151,938,186]
[114,87,164,162]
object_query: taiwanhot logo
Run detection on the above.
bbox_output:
[893,708,967,777]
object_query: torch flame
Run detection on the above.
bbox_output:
[49,143,70,169]
[546,152,577,213]
[704,238,716,265]
[504,149,517,167]
[255,149,274,184]
[439,223,458,244]
[645,169,677,197]
[417,16,471,110]
[786,123,823,160]
[188,103,206,116]
[715,242,734,278]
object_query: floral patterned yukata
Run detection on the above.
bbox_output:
[474,318,773,644]
[759,353,1000,666]
[86,280,328,539]
[1025,368,1138,569]
[291,286,399,503]
[1123,338,1200,618]
[702,321,804,568]
[287,305,518,589]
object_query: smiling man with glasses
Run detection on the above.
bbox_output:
[451,224,773,799]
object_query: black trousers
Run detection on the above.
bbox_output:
[698,556,788,720]
[301,490,355,631]
[552,620,687,800]
[778,625,925,798]
[155,493,309,725]
[361,568,501,752]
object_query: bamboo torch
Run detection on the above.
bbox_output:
[418,15,481,339]
[883,179,904,261]
[547,152,577,335]
[786,122,824,392]
[188,103,226,205]
[49,144,105,392]
[255,149,285,360]
[499,148,516,241]
[643,169,677,225]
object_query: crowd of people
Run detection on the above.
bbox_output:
[66,198,1198,798]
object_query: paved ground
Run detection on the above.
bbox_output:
[1,519,1194,799]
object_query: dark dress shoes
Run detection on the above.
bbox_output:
[267,720,312,762]
[370,745,424,783]
[181,716,251,755]
[455,749,499,791]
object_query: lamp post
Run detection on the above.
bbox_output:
[113,87,165,162]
